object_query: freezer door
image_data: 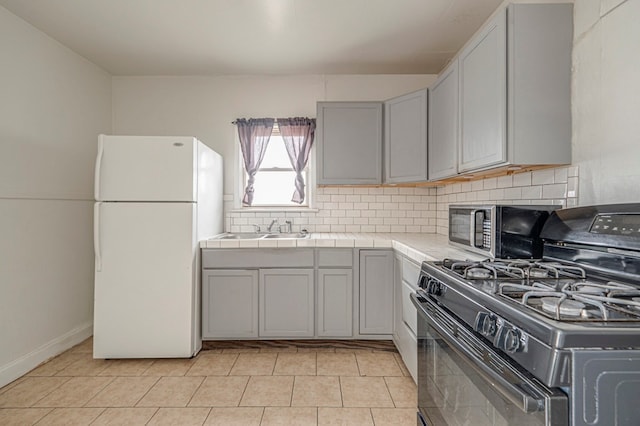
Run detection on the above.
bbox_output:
[94,202,198,358]
[95,135,198,202]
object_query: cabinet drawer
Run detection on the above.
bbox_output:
[401,280,418,335]
[402,257,420,286]
[396,321,417,383]
[202,249,314,268]
[317,249,353,268]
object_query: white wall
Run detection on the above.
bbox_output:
[0,7,111,387]
[112,74,436,196]
[572,0,640,205]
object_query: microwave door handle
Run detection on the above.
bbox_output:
[469,210,477,247]
[469,210,484,248]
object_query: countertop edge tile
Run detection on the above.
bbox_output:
[201,233,483,263]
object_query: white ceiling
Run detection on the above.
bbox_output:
[0,0,504,75]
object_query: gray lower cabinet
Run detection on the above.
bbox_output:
[359,249,394,334]
[392,254,419,382]
[316,102,383,184]
[259,269,315,338]
[317,269,353,337]
[458,3,572,173]
[202,269,259,339]
[384,89,428,183]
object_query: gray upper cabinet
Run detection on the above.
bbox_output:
[384,89,428,183]
[458,3,572,173]
[316,102,383,184]
[428,60,459,180]
[458,7,507,172]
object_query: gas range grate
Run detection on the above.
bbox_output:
[498,279,640,321]
[439,258,640,322]
[441,258,587,280]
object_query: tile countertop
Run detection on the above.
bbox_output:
[200,233,484,265]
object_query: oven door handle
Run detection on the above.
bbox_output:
[415,295,557,415]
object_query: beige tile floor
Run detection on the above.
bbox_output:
[0,338,417,425]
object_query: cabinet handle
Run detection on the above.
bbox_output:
[94,135,104,200]
[94,203,102,272]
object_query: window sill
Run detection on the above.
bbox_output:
[230,207,319,213]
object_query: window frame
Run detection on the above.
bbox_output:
[234,124,316,211]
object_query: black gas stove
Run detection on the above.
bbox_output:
[413,204,640,426]
[442,258,640,322]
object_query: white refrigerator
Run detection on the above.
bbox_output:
[93,135,223,358]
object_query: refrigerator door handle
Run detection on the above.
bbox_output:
[95,135,104,200]
[94,203,102,272]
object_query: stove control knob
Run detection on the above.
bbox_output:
[495,326,527,354]
[474,312,498,338]
[426,278,445,296]
[483,316,497,337]
[418,275,428,290]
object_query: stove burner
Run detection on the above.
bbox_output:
[466,267,492,279]
[527,268,550,279]
[541,297,585,317]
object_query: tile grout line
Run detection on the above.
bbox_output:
[133,376,161,409]
[30,376,75,408]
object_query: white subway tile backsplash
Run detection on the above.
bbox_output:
[225,167,578,235]
[568,166,579,177]
[542,183,567,199]
[512,172,532,187]
[531,169,556,185]
[471,180,484,191]
[483,178,497,190]
[567,177,579,198]
[504,187,523,199]
[554,168,569,184]
[497,175,513,188]
[522,185,543,199]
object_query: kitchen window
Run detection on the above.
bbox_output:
[235,118,316,209]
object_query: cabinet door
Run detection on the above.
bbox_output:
[316,102,383,184]
[428,61,459,180]
[202,269,258,339]
[260,269,314,337]
[393,254,403,339]
[359,250,394,334]
[384,89,428,183]
[317,269,353,337]
[458,8,507,172]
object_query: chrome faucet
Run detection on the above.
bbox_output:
[267,219,279,233]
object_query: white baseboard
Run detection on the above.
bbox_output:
[0,322,93,388]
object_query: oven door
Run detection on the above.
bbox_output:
[411,292,568,426]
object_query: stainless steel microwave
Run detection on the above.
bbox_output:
[448,205,559,258]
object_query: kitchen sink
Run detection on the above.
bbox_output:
[262,232,310,239]
[216,233,264,239]
[212,232,310,240]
